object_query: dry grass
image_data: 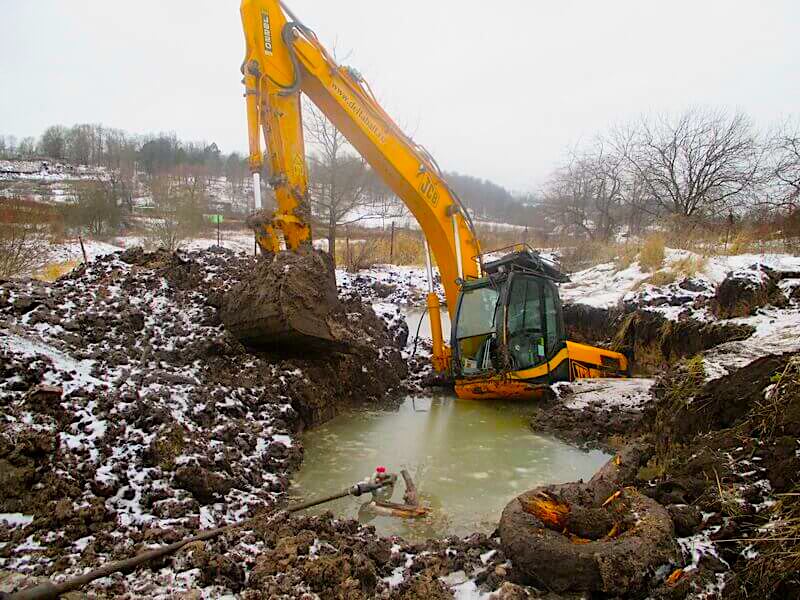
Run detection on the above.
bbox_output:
[558,240,626,272]
[639,234,666,272]
[376,231,426,265]
[751,357,800,440]
[33,259,79,282]
[652,355,706,460]
[636,269,678,289]
[334,230,427,271]
[714,468,747,518]
[614,244,639,271]
[739,359,800,597]
[727,232,756,255]
[670,254,707,277]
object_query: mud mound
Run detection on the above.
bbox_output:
[0,247,407,593]
[563,304,754,374]
[562,303,619,345]
[626,353,800,597]
[646,352,797,449]
[712,265,787,318]
[221,250,347,353]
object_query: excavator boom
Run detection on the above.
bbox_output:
[238,1,629,397]
[240,0,482,370]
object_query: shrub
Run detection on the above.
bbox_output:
[639,234,665,272]
[614,244,639,271]
[63,181,124,238]
[728,232,755,255]
[342,238,380,272]
[0,223,51,279]
[144,216,191,252]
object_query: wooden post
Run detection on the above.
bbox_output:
[389,221,395,264]
[401,469,419,506]
[78,235,88,264]
[345,226,351,270]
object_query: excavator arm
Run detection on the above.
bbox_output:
[240,0,481,371]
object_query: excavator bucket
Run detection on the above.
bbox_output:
[221,250,348,352]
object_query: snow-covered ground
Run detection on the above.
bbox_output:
[554,377,655,411]
[560,249,800,310]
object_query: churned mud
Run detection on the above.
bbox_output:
[1,249,799,598]
[0,248,411,597]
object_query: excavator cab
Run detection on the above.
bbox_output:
[451,248,626,400]
[452,249,568,377]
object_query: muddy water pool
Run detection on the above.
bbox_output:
[291,393,610,540]
[404,307,450,343]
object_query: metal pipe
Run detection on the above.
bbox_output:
[423,237,446,372]
[423,237,434,292]
[253,172,262,210]
[452,212,463,280]
[7,478,396,600]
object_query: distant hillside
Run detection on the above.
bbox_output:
[445,171,534,226]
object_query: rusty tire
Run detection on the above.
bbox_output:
[499,482,676,594]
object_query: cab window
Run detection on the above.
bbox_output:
[506,278,545,369]
[455,286,500,375]
[543,282,561,355]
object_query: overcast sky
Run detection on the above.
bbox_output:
[2,0,798,191]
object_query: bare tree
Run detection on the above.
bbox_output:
[145,175,208,251]
[0,225,51,279]
[770,120,800,209]
[304,103,374,263]
[64,181,124,237]
[0,199,51,279]
[614,109,761,222]
[17,137,37,158]
[38,125,69,160]
[542,143,624,242]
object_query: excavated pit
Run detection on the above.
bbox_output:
[3,248,798,599]
[563,304,755,375]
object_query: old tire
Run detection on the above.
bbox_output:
[499,482,676,594]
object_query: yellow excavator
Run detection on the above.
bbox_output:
[238,0,627,400]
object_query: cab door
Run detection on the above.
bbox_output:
[504,275,566,371]
[452,284,502,376]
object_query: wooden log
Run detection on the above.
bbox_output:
[401,469,419,506]
[371,501,429,518]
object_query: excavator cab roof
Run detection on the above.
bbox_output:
[478,246,569,284]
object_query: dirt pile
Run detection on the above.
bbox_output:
[711,264,788,318]
[239,511,507,599]
[562,262,800,376]
[562,352,800,599]
[612,310,754,373]
[0,247,407,594]
[530,378,653,450]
